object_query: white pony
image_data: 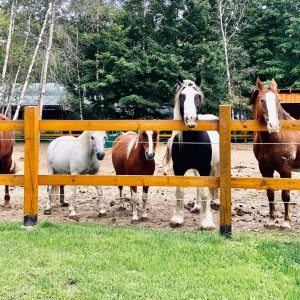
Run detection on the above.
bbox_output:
[44,131,107,220]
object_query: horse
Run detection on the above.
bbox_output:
[112,130,158,222]
[45,131,107,220]
[251,78,300,228]
[0,114,16,208]
[164,75,219,229]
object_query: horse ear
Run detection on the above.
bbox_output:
[256,77,264,90]
[195,75,202,87]
[271,78,278,90]
[177,75,183,84]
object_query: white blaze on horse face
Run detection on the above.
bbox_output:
[91,131,107,160]
[182,87,198,128]
[265,92,280,133]
[145,131,155,160]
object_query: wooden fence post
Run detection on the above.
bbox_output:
[219,105,232,237]
[24,106,39,226]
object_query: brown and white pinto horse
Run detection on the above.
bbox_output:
[0,114,15,208]
[112,131,158,222]
[252,78,300,228]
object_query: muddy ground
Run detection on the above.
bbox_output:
[0,142,299,232]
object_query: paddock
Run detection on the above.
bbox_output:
[1,105,300,234]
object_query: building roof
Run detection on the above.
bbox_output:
[2,83,70,107]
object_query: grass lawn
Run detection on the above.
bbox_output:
[0,222,299,300]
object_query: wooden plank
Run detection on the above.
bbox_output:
[39,119,219,131]
[219,105,232,237]
[24,106,39,226]
[38,175,219,188]
[231,120,300,131]
[231,177,300,190]
[0,120,24,130]
[0,175,24,185]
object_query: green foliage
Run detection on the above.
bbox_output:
[0,222,299,299]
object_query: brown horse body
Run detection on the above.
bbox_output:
[0,114,15,208]
[112,131,158,221]
[252,79,300,228]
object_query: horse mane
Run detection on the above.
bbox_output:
[125,132,139,159]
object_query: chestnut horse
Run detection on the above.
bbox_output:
[251,78,300,228]
[112,131,158,222]
[0,114,15,208]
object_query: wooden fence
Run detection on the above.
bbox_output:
[2,105,300,236]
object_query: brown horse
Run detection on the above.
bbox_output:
[251,78,300,228]
[0,114,15,208]
[112,131,158,222]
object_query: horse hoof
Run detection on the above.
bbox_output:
[131,218,139,224]
[170,215,184,228]
[141,215,148,221]
[191,206,200,214]
[200,223,216,231]
[61,202,69,207]
[69,215,80,221]
[44,209,52,215]
[98,211,107,217]
[2,203,12,209]
[264,220,277,229]
[280,221,291,229]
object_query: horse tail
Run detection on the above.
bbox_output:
[162,137,173,175]
[9,160,16,174]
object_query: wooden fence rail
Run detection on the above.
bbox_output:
[1,105,300,236]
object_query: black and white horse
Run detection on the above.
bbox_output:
[164,75,219,229]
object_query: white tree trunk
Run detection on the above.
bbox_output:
[13,3,52,120]
[5,15,32,117]
[39,1,56,119]
[0,0,15,111]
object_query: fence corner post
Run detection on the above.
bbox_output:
[24,106,39,227]
[219,105,232,238]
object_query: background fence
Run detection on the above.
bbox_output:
[1,105,300,236]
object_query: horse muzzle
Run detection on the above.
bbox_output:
[96,152,105,160]
[185,116,198,128]
[267,122,281,134]
[145,151,155,160]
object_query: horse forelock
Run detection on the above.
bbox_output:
[125,133,139,159]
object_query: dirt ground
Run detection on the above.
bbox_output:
[0,142,299,232]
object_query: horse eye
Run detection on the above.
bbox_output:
[260,98,265,103]
[91,136,94,140]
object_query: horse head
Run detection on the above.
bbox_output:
[90,131,107,160]
[174,75,204,128]
[255,78,281,133]
[140,130,158,160]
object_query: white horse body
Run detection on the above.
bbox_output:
[45,131,107,219]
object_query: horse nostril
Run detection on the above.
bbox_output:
[96,152,105,160]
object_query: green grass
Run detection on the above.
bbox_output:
[0,222,299,300]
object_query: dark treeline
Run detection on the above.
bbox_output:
[0,0,299,119]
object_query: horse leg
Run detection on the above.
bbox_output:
[141,186,149,221]
[259,164,275,228]
[199,187,216,230]
[3,185,11,208]
[45,185,59,215]
[130,186,139,222]
[69,185,79,220]
[95,185,107,217]
[209,165,220,209]
[170,186,184,227]
[279,168,292,228]
[60,185,68,207]
[190,170,201,213]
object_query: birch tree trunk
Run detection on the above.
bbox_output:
[13,3,52,120]
[5,15,32,117]
[0,0,15,111]
[39,1,56,119]
[217,0,250,97]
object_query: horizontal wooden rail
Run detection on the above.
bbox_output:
[231,120,300,131]
[0,120,24,130]
[39,119,219,131]
[0,175,24,185]
[38,175,219,188]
